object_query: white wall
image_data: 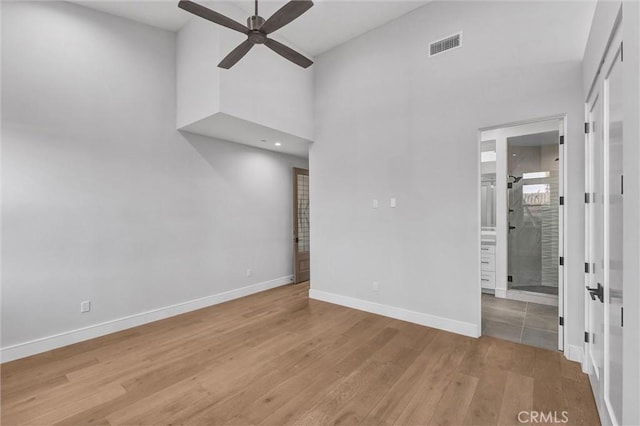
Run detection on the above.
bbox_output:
[311,1,588,348]
[1,1,307,360]
[582,1,624,96]
[176,16,220,129]
[218,30,314,141]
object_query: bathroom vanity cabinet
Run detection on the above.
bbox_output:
[481,243,496,290]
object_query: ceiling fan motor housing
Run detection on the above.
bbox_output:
[247,15,265,31]
[247,16,267,44]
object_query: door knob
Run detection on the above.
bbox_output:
[586,283,604,303]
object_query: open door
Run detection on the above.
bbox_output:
[293,168,310,283]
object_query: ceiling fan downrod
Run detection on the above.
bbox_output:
[248,0,265,31]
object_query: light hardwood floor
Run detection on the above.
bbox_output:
[1,283,599,425]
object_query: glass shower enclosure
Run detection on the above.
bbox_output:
[507,132,560,295]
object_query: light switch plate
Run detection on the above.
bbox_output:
[372,199,379,209]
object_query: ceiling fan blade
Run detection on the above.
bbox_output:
[264,38,313,68]
[260,0,313,34]
[178,0,248,34]
[218,39,255,69]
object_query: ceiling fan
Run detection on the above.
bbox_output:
[178,0,314,69]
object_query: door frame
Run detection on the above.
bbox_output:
[292,167,310,284]
[477,114,568,351]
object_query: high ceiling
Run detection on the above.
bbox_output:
[72,0,432,57]
[69,0,596,158]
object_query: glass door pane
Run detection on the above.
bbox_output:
[297,174,310,253]
[507,132,559,295]
[605,48,623,424]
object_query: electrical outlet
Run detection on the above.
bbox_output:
[372,281,379,292]
[80,301,91,313]
[372,199,379,209]
[246,268,253,277]
[390,197,397,208]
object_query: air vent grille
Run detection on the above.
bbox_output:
[429,33,462,57]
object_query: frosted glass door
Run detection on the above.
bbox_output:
[586,90,605,409]
[605,42,623,426]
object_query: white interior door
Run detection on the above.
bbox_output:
[604,38,624,426]
[586,90,605,407]
[585,21,623,425]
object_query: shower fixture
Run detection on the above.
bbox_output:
[508,175,522,183]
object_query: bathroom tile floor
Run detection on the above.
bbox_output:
[482,293,558,351]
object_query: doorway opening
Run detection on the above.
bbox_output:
[479,117,567,351]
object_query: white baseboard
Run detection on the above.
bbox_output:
[309,289,479,338]
[494,288,507,298]
[1,275,293,363]
[565,344,584,364]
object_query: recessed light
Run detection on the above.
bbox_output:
[274,142,282,147]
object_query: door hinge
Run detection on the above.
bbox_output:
[585,122,590,134]
[621,175,624,195]
[585,193,590,204]
[621,41,624,62]
[584,332,590,343]
[621,307,624,327]
[559,135,565,145]
[585,262,590,273]
[559,316,564,326]
[508,275,513,283]
[559,196,564,205]
[559,256,564,266]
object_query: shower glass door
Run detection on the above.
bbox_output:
[507,132,560,295]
